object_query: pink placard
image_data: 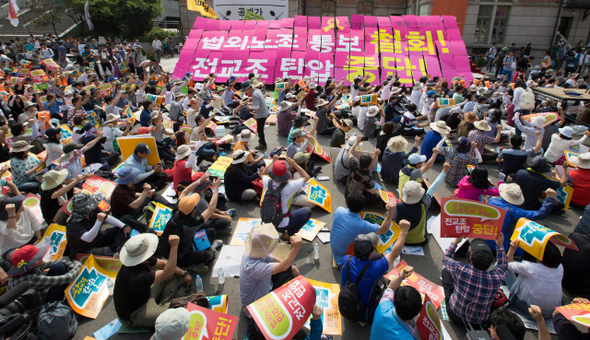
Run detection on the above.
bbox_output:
[256,20,270,29]
[377,16,391,27]
[225,30,243,51]
[450,41,467,55]
[351,15,363,30]
[231,21,244,30]
[334,68,352,86]
[243,20,257,29]
[207,51,223,78]
[192,17,209,30]
[295,15,307,28]
[205,19,219,31]
[365,68,380,86]
[234,52,250,82]
[218,20,232,31]
[442,16,459,28]
[304,50,319,78]
[217,50,237,81]
[274,49,293,80]
[293,28,307,51]
[191,49,211,81]
[172,43,197,79]
[403,15,418,29]
[446,28,463,42]
[288,51,306,79]
[308,16,321,29]
[251,29,267,51]
[454,55,473,81]
[265,29,279,50]
[188,29,204,40]
[396,56,415,86]
[381,67,396,83]
[427,16,444,29]
[335,52,349,67]
[281,18,294,28]
[269,20,282,29]
[364,16,377,29]
[424,55,442,79]
[247,51,275,82]
[336,16,351,33]
[315,52,335,84]
[410,56,428,82]
[365,28,379,55]
[390,16,403,28]
[199,31,228,51]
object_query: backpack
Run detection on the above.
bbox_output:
[338,257,372,322]
[260,178,290,227]
[37,302,78,340]
[169,292,210,309]
[520,88,535,110]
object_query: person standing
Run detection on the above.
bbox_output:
[152,37,162,62]
[495,47,508,79]
[502,50,517,81]
[486,42,497,72]
[243,81,269,150]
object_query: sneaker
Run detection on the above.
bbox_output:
[210,239,223,252]
[280,232,290,242]
[187,264,209,275]
[313,166,322,174]
[226,208,237,217]
[216,227,233,236]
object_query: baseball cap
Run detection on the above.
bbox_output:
[154,308,191,340]
[470,239,494,270]
[353,233,378,259]
[408,153,427,165]
[134,143,152,154]
[178,194,200,215]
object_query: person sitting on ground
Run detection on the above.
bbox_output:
[331,187,395,263]
[334,136,358,185]
[457,112,478,138]
[398,148,439,195]
[442,234,508,327]
[340,220,411,322]
[393,163,450,245]
[421,121,450,160]
[497,132,543,181]
[124,142,168,191]
[569,152,590,208]
[114,234,191,328]
[40,171,86,226]
[514,155,567,213]
[315,93,341,136]
[239,224,302,317]
[172,144,197,191]
[66,192,132,257]
[562,208,590,299]
[225,151,268,203]
[159,177,223,274]
[288,152,320,209]
[234,129,264,171]
[370,265,422,339]
[400,104,428,136]
[330,119,353,148]
[381,136,419,184]
[545,126,589,165]
[6,244,82,304]
[345,136,381,205]
[148,110,177,163]
[9,141,48,192]
[553,297,590,340]
[277,101,297,137]
[488,307,526,340]
[456,166,501,201]
[506,239,563,318]
[287,128,314,159]
[363,106,384,138]
[151,308,191,340]
[0,196,45,262]
[437,136,481,187]
[468,120,502,162]
[262,158,312,239]
[487,184,555,254]
[514,112,546,150]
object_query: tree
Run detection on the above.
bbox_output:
[30,0,67,36]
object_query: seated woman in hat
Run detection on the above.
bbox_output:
[66,192,132,257]
[331,118,354,148]
[114,234,191,328]
[514,112,546,151]
[40,170,88,225]
[55,134,103,180]
[287,114,319,145]
[0,196,45,262]
[234,129,264,172]
[225,150,269,203]
[437,136,482,187]
[9,141,48,192]
[9,118,45,154]
[421,120,450,160]
[189,114,218,162]
[172,144,197,191]
[315,92,342,136]
[363,105,384,138]
[382,135,420,184]
[545,126,589,165]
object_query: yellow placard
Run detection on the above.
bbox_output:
[296,218,326,242]
[305,179,332,213]
[39,224,67,261]
[305,279,342,335]
[206,156,232,177]
[117,136,161,167]
[510,218,578,261]
[360,212,401,254]
[565,150,579,167]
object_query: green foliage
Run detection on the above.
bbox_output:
[139,26,175,42]
[476,57,486,68]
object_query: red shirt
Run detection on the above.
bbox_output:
[173,159,191,191]
[570,168,590,207]
[305,90,315,110]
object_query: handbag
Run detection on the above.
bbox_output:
[251,177,264,196]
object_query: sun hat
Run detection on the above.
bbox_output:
[268,160,291,183]
[558,126,574,138]
[69,192,105,223]
[153,308,191,340]
[293,152,310,164]
[470,239,495,270]
[117,166,140,185]
[232,149,250,164]
[316,98,328,107]
[390,87,402,95]
[63,142,83,154]
[138,126,153,134]
[366,106,379,117]
[464,112,478,124]
[7,244,49,277]
[571,152,590,169]
[341,119,353,128]
[241,82,252,91]
[238,129,255,143]
[244,223,279,258]
[285,93,295,100]
[0,195,25,221]
[528,155,551,173]
[387,136,407,152]
[175,144,191,161]
[10,141,33,153]
[120,233,159,267]
[408,153,427,165]
[292,129,306,139]
[344,135,357,149]
[401,180,425,204]
[430,121,451,135]
[41,169,68,191]
[252,79,265,88]
[292,115,308,128]
[499,183,525,205]
[178,194,200,215]
[531,116,546,128]
[353,233,378,260]
[0,91,10,96]
[24,101,36,108]
[469,85,478,92]
[474,120,492,132]
[308,82,317,90]
[150,111,159,120]
[104,113,119,125]
[135,143,152,154]
[452,137,472,154]
[278,101,292,112]
[477,87,488,96]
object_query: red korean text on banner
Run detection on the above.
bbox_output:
[417,294,443,340]
[555,303,590,328]
[184,302,238,340]
[384,260,445,309]
[440,197,506,240]
[247,276,316,340]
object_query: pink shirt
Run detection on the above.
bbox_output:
[455,176,501,201]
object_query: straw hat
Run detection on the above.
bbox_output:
[238,129,255,143]
[571,152,590,169]
[430,121,450,135]
[104,113,119,125]
[175,144,191,160]
[474,120,492,132]
[316,98,328,107]
[252,79,265,88]
[498,183,525,205]
[366,106,379,117]
[244,223,279,258]
[464,112,478,124]
[401,181,425,205]
[120,234,159,267]
[278,101,291,112]
[10,141,33,153]
[232,149,250,164]
[387,136,407,152]
[41,169,68,191]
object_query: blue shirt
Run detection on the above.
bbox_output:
[341,255,389,321]
[140,109,151,127]
[44,99,63,116]
[125,154,148,174]
[370,289,417,339]
[420,130,443,159]
[331,207,379,265]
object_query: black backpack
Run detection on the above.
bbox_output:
[260,178,290,227]
[338,257,371,322]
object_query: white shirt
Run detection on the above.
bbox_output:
[544,133,588,163]
[103,125,124,152]
[0,207,43,255]
[262,177,304,228]
[152,40,162,50]
[508,261,563,315]
[358,106,367,130]
[513,87,524,111]
[39,48,54,59]
[410,88,422,106]
[187,108,198,127]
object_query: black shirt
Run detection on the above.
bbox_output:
[159,212,205,260]
[114,256,157,321]
[514,169,560,210]
[562,232,590,299]
[40,188,71,223]
[330,128,346,148]
[66,215,101,256]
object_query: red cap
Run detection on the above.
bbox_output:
[269,160,291,183]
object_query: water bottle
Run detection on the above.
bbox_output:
[393,255,401,267]
[218,268,225,285]
[106,278,114,296]
[195,275,203,292]
[263,152,268,159]
[313,243,320,261]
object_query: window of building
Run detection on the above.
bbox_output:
[475,2,511,44]
[475,6,493,44]
[491,6,510,43]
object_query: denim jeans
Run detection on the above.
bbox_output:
[502,69,513,81]
[17,181,40,193]
[196,142,217,158]
[277,207,312,236]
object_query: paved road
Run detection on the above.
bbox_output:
[72,56,576,339]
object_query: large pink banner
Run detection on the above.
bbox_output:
[174,15,472,86]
